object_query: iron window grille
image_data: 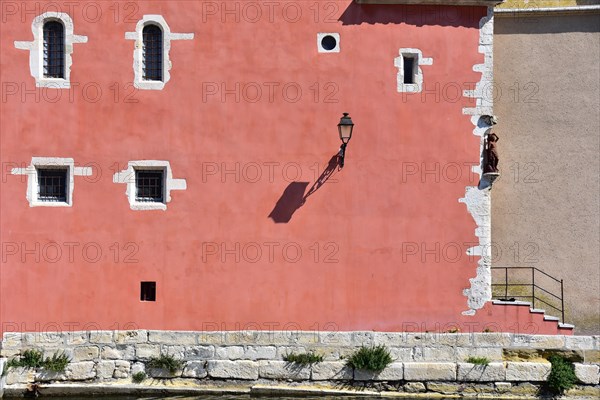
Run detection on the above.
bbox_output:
[37,168,68,202]
[43,21,65,79]
[135,169,164,203]
[142,24,163,81]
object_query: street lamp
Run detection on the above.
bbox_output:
[337,112,354,168]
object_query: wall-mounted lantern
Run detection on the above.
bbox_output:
[338,112,354,168]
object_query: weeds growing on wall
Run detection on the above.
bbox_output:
[10,349,44,368]
[147,354,183,374]
[3,350,70,375]
[466,356,490,366]
[42,352,70,372]
[346,345,393,373]
[546,354,577,395]
[283,352,324,366]
[132,371,147,383]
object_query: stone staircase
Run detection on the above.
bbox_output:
[490,266,572,334]
[491,300,574,335]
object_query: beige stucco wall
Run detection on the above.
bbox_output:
[497,0,600,8]
[493,12,600,334]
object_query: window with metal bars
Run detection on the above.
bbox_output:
[142,24,163,81]
[43,20,65,79]
[135,169,164,203]
[37,168,68,202]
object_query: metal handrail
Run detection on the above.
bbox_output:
[491,266,565,323]
[492,266,561,283]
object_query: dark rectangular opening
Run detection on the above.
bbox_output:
[140,281,156,301]
[37,167,68,202]
[403,56,415,84]
[135,169,164,203]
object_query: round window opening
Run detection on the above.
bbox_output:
[321,35,337,51]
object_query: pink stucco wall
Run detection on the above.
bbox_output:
[0,1,567,335]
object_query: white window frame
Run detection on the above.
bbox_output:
[14,12,87,89]
[125,15,194,90]
[112,160,187,211]
[11,157,92,207]
[133,166,167,204]
[394,48,433,93]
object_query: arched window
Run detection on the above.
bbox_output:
[125,16,193,90]
[142,24,163,81]
[43,20,65,79]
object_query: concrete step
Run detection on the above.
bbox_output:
[492,300,531,306]
[558,323,575,329]
[543,315,560,322]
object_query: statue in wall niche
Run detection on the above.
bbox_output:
[483,131,499,174]
[481,115,498,126]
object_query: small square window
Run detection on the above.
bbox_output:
[113,161,187,211]
[140,281,156,301]
[135,169,164,203]
[37,167,68,202]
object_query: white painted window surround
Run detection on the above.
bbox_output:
[394,48,433,93]
[125,15,194,90]
[14,12,88,89]
[317,33,340,53]
[112,161,187,211]
[11,157,92,207]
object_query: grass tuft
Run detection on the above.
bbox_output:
[466,356,490,366]
[132,371,147,383]
[3,350,70,374]
[18,349,44,368]
[147,354,183,374]
[547,354,577,395]
[346,345,392,373]
[283,352,323,366]
[43,351,70,372]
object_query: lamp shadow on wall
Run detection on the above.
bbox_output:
[338,3,482,28]
[268,155,340,223]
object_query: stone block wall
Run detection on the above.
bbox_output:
[1,331,599,397]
